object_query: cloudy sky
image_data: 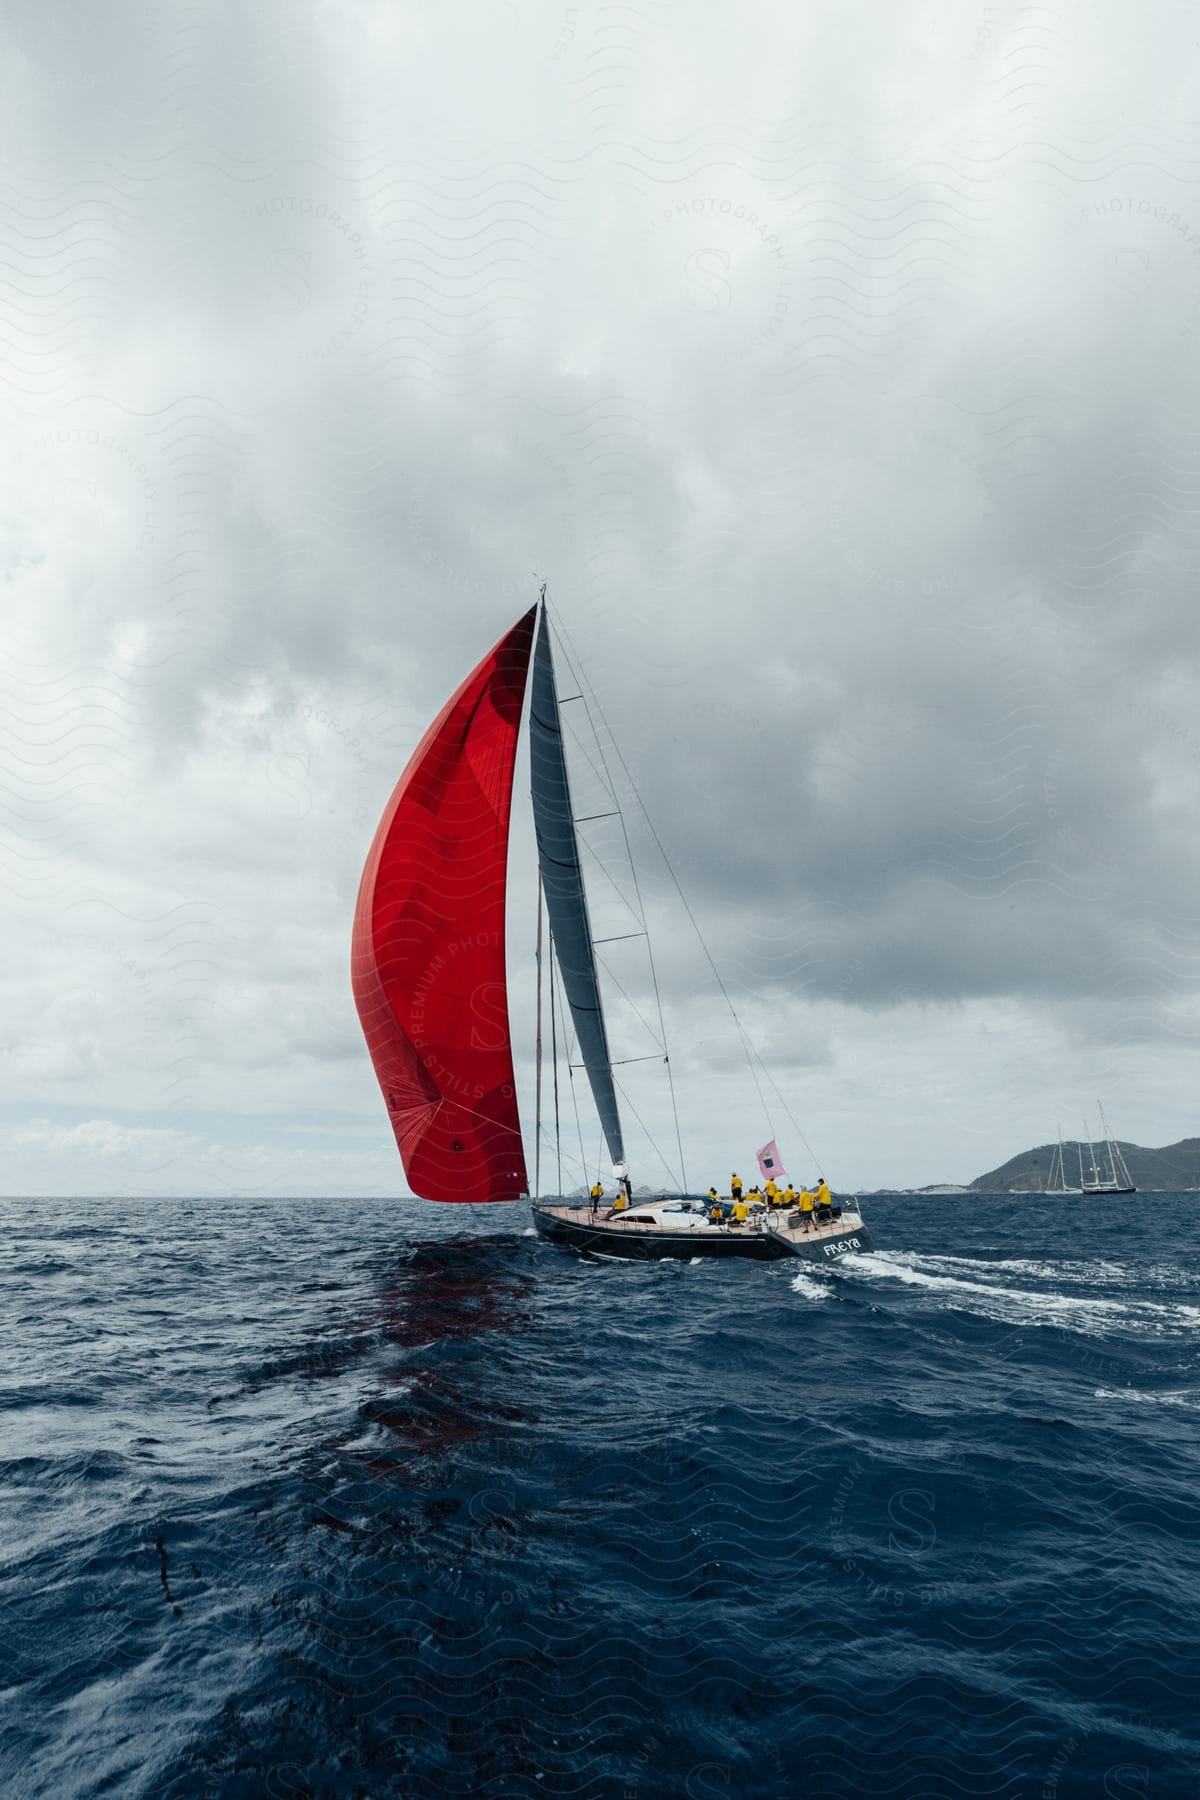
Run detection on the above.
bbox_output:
[3,0,1199,1196]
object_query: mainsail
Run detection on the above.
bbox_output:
[351,609,535,1202]
[529,610,626,1168]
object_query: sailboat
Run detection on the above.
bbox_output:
[1080,1104,1136,1195]
[1045,1126,1082,1195]
[351,600,872,1264]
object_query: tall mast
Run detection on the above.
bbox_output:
[529,601,626,1173]
[1098,1100,1118,1185]
[1098,1101,1133,1188]
[1056,1123,1079,1193]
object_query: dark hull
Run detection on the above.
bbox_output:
[798,1223,874,1262]
[532,1207,873,1264]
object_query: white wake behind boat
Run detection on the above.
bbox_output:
[351,593,871,1265]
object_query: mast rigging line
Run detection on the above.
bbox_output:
[594,950,665,1055]
[558,709,647,936]
[546,599,687,1191]
[1097,1100,1131,1188]
[534,871,544,1199]
[558,693,622,812]
[572,1052,666,1070]
[550,924,562,1196]
[533,1124,588,1179]
[612,1072,684,1190]
[545,602,822,1183]
[566,1039,589,1195]
[551,947,592,1195]
[563,813,645,933]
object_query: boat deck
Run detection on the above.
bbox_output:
[535,1202,863,1231]
[532,1201,870,1260]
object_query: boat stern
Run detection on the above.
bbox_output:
[766,1208,873,1261]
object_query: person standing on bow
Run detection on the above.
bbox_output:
[730,1172,743,1203]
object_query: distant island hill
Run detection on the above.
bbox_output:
[873,1137,1200,1195]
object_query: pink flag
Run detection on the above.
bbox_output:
[756,1139,786,1181]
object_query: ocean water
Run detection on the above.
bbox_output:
[2,1194,1199,1799]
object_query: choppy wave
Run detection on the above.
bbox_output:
[2,1193,1199,1797]
[843,1244,1200,1339]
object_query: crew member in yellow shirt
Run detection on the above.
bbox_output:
[781,1184,796,1208]
[764,1178,780,1208]
[798,1187,815,1231]
[729,1196,749,1227]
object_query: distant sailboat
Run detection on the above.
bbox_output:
[351,596,872,1264]
[1046,1126,1081,1195]
[1081,1104,1136,1195]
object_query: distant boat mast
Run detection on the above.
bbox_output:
[1076,1104,1137,1195]
[1047,1124,1081,1195]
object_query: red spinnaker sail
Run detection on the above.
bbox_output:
[352,609,536,1202]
